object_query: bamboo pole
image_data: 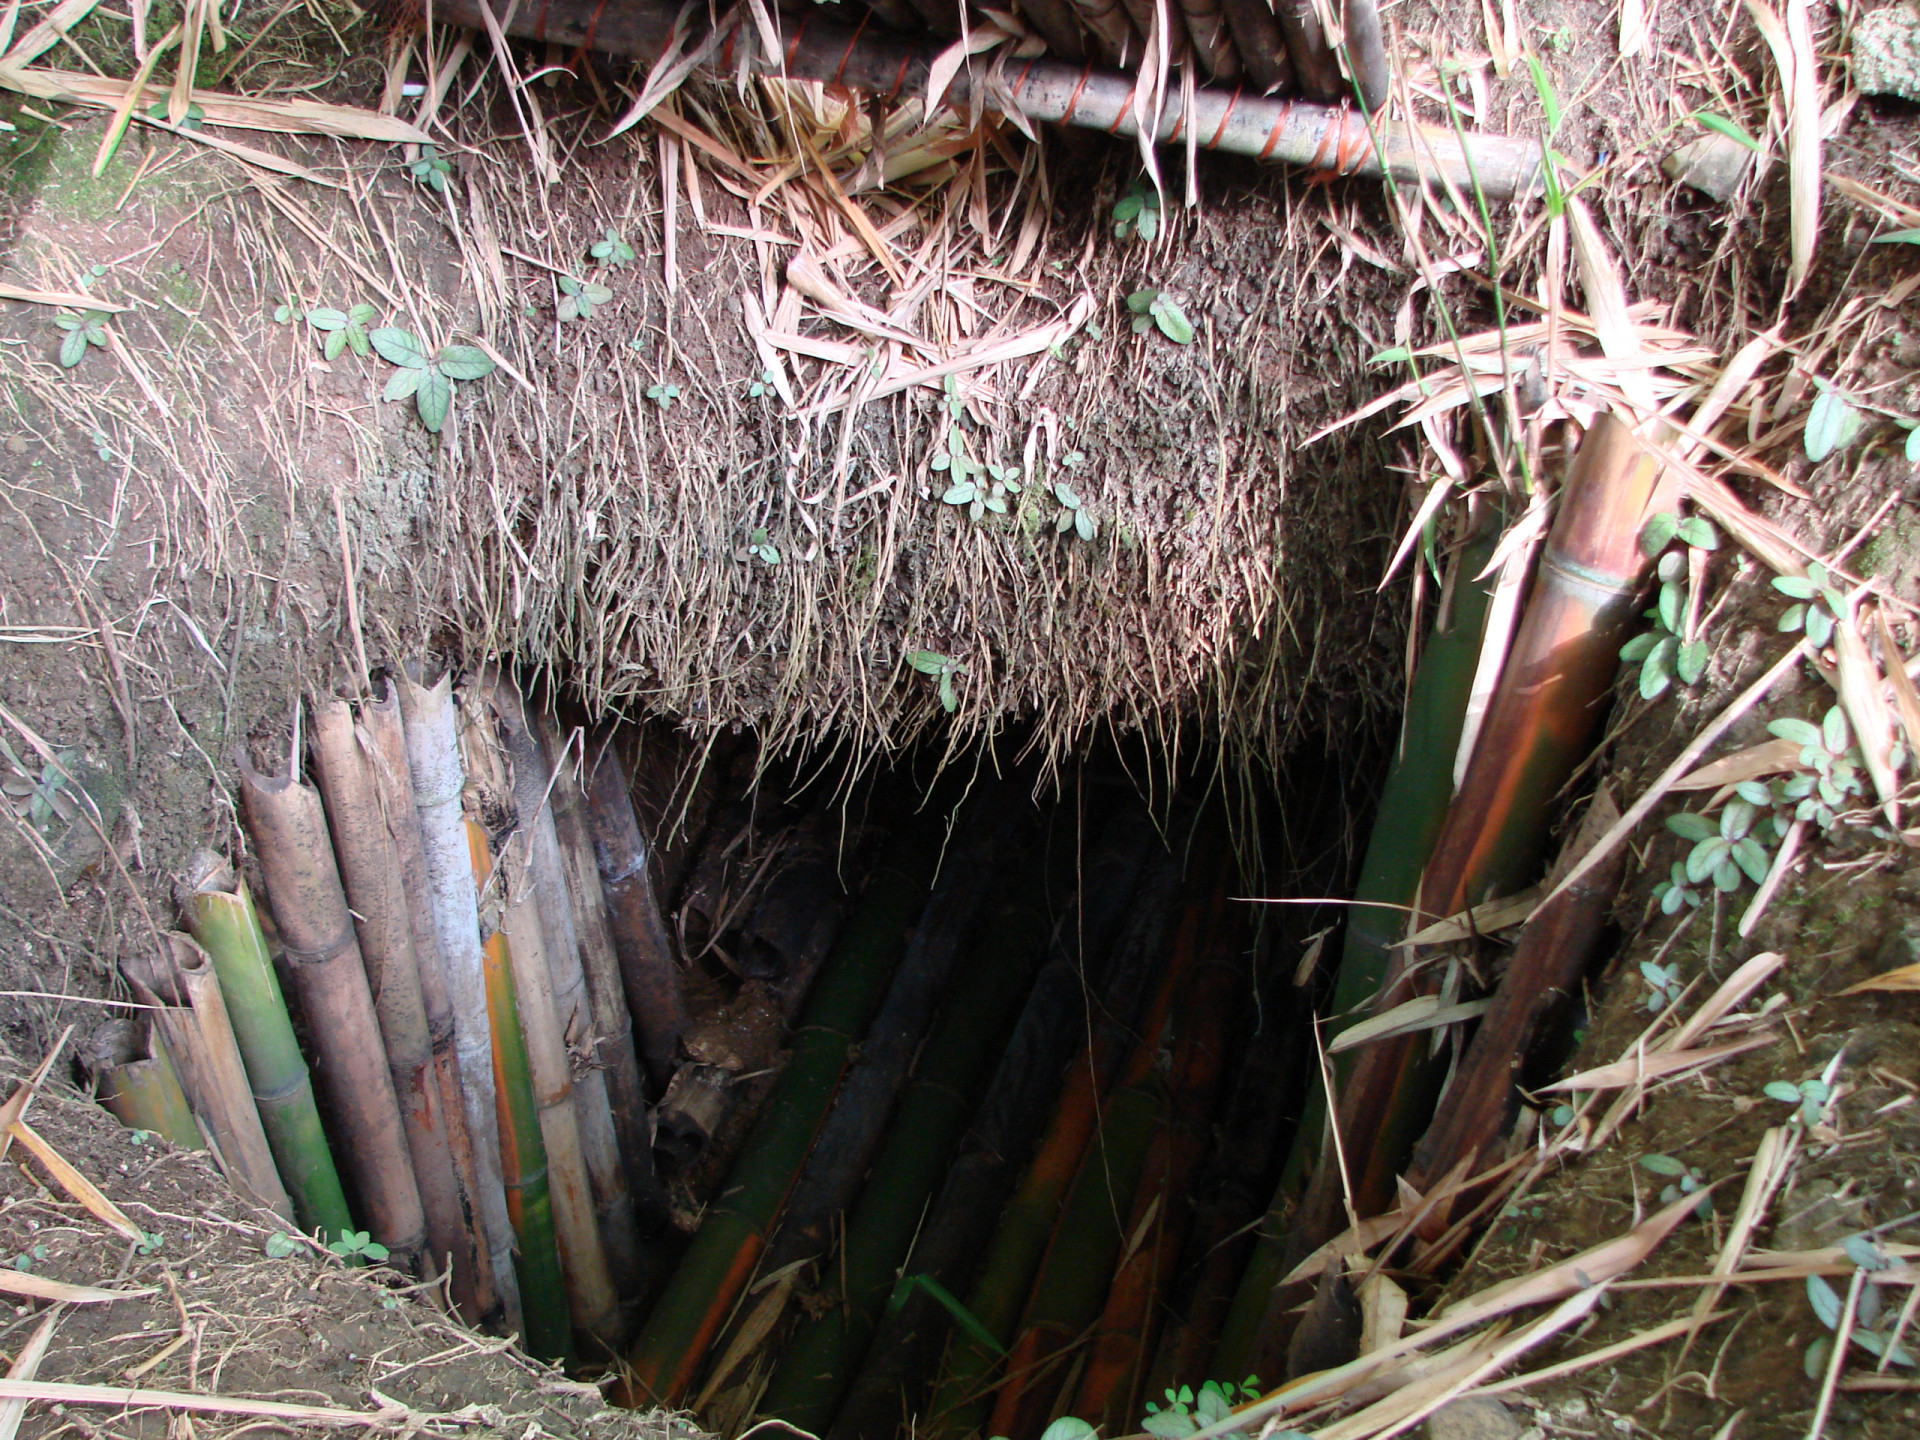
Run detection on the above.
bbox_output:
[460,691,622,1354]
[758,836,1067,1433]
[537,714,673,1241]
[425,0,1541,197]
[308,697,471,1305]
[467,819,574,1365]
[1218,0,1292,94]
[397,672,522,1334]
[827,805,1161,1440]
[123,932,292,1220]
[622,785,952,1406]
[181,856,353,1241]
[580,726,688,1093]
[87,1020,199,1149]
[1208,511,1498,1388]
[236,756,428,1270]
[360,679,498,1325]
[922,838,1188,1440]
[483,678,651,1303]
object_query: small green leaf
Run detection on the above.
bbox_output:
[1773,574,1816,600]
[1640,1154,1688,1176]
[1806,606,1835,648]
[306,307,348,331]
[1665,811,1717,842]
[1873,227,1920,246]
[942,482,977,506]
[1620,632,1658,662]
[1907,425,1920,463]
[348,303,378,325]
[1640,512,1681,557]
[1763,1080,1802,1104]
[1126,289,1157,314]
[1692,111,1761,152]
[1677,516,1718,550]
[370,327,430,369]
[1823,705,1850,754]
[1768,717,1822,748]
[1038,1420,1097,1440]
[1805,388,1864,462]
[938,669,958,713]
[58,326,88,367]
[415,369,453,432]
[909,651,950,675]
[263,1231,302,1259]
[1807,1273,1844,1330]
[1075,508,1096,542]
[383,367,425,402]
[1677,639,1709,684]
[436,345,495,381]
[1657,580,1684,634]
[1152,297,1195,344]
[1369,345,1412,366]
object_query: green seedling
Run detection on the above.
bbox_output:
[305,303,378,361]
[557,275,613,321]
[1052,480,1096,541]
[1773,559,1847,649]
[1664,798,1770,895]
[590,228,636,266]
[1690,111,1761,152]
[135,1232,164,1256]
[327,1229,390,1263]
[1619,511,1718,699]
[742,526,779,565]
[1126,288,1195,344]
[273,304,297,323]
[908,651,966,713]
[1640,1154,1710,1215]
[1767,705,1868,830]
[370,328,496,434]
[1805,380,1865,463]
[11,1244,46,1271]
[54,311,110,368]
[1764,1076,1833,1127]
[262,1231,303,1259]
[646,383,681,410]
[144,100,203,131]
[1637,958,1686,1013]
[748,369,776,399]
[1804,1235,1917,1377]
[887,1273,1002,1355]
[407,144,453,193]
[1143,1380,1279,1440]
[1112,181,1162,241]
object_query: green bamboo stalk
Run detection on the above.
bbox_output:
[469,819,573,1365]
[1208,513,1498,1388]
[181,855,353,1242]
[88,1020,200,1149]
[757,850,1059,1432]
[622,784,950,1406]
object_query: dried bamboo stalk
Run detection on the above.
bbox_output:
[482,677,651,1301]
[1273,0,1342,101]
[424,0,1540,195]
[308,697,471,1307]
[86,1020,199,1149]
[397,672,522,1333]
[236,756,428,1269]
[123,933,291,1219]
[459,691,622,1353]
[1219,0,1293,93]
[359,679,497,1325]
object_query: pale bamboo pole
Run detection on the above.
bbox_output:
[360,678,499,1326]
[309,696,472,1309]
[480,674,651,1302]
[397,671,523,1334]
[236,755,429,1270]
[460,686,622,1352]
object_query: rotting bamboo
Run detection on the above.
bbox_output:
[181,855,353,1242]
[827,804,1161,1440]
[123,932,292,1220]
[425,0,1541,196]
[1273,0,1343,101]
[360,679,498,1325]
[1406,789,1628,1195]
[467,818,574,1365]
[922,835,1188,1440]
[537,713,672,1244]
[581,725,689,1093]
[308,696,471,1308]
[758,826,1074,1433]
[1074,888,1244,1431]
[1210,512,1498,1388]
[397,672,522,1334]
[459,691,622,1354]
[1218,0,1293,95]
[622,784,951,1407]
[87,1020,199,1150]
[484,680,649,1304]
[236,755,429,1270]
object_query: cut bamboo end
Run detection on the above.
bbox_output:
[85,1019,200,1150]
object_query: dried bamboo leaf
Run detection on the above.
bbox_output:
[1567,196,1658,419]
[0,1308,60,1440]
[0,1379,407,1427]
[1326,996,1493,1054]
[1842,963,1920,994]
[7,1120,146,1243]
[0,1272,153,1305]
[3,0,99,65]
[1834,607,1900,811]
[0,283,130,310]
[1392,885,1546,947]
[1671,738,1805,791]
[1542,1036,1771,1093]
[1662,950,1786,1052]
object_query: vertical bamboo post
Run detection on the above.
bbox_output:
[483,676,652,1302]
[87,1019,200,1149]
[308,696,474,1308]
[461,690,622,1353]
[467,818,574,1365]
[236,755,429,1270]
[579,727,689,1092]
[360,678,499,1325]
[181,856,353,1241]
[397,672,523,1334]
[122,933,293,1220]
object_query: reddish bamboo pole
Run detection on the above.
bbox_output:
[360,679,499,1325]
[308,697,473,1310]
[236,755,428,1268]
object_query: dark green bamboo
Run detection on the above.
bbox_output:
[1208,515,1497,1388]
[622,784,953,1405]
[181,856,353,1242]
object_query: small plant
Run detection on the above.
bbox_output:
[145,100,203,131]
[942,459,1020,522]
[1767,705,1869,831]
[1805,380,1864,463]
[1143,1380,1274,1440]
[1637,958,1686,1012]
[1763,1075,1834,1127]
[1126,288,1195,344]
[741,526,780,565]
[1804,1234,1917,1377]
[646,382,681,410]
[327,1229,390,1263]
[1773,559,1848,649]
[1651,858,1705,914]
[1548,1102,1577,1127]
[11,1244,46,1271]
[1111,181,1161,242]
[54,310,110,368]
[305,303,378,361]
[135,1231,164,1256]
[262,1231,303,1259]
[1052,480,1096,541]
[1640,1153,1710,1214]
[370,328,496,434]
[273,303,297,323]
[589,228,635,266]
[1663,798,1771,895]
[908,651,966,713]
[557,275,613,321]
[1619,511,1718,699]
[406,144,453,194]
[748,369,776,399]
